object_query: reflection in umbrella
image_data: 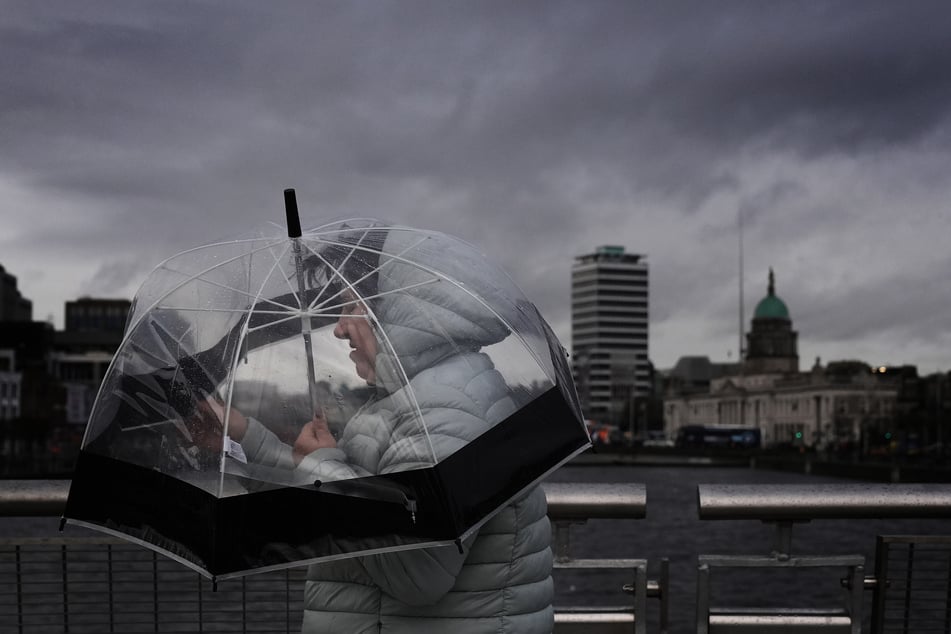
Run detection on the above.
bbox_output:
[64,191,590,581]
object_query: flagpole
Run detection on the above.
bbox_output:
[738,207,745,365]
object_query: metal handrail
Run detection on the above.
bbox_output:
[546,481,646,520]
[695,483,951,634]
[698,483,951,520]
[0,479,68,516]
[0,479,648,521]
[0,480,654,634]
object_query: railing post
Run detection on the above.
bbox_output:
[634,562,648,634]
[696,563,710,634]
[15,545,23,634]
[767,520,796,560]
[552,519,583,563]
[61,543,69,633]
[659,558,670,634]
[848,564,864,634]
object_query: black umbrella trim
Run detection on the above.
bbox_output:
[65,385,587,578]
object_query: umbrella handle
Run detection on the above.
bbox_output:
[285,189,320,414]
[284,188,302,238]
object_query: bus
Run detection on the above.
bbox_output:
[676,425,762,449]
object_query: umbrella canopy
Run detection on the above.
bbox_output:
[64,193,590,581]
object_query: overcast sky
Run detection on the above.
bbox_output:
[2,1,950,373]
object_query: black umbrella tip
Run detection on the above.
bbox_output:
[284,189,302,238]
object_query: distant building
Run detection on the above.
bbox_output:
[65,297,131,334]
[0,321,58,424]
[57,297,131,355]
[0,264,33,322]
[663,356,740,396]
[663,270,902,450]
[55,352,113,425]
[665,360,903,449]
[571,245,649,429]
[0,296,131,429]
[54,297,131,424]
[745,268,799,374]
[0,350,21,422]
[0,264,37,423]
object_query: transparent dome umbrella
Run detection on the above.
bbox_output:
[63,190,590,582]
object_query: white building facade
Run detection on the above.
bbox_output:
[663,271,901,449]
[571,245,649,426]
[664,368,899,448]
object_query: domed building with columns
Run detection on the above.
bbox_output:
[662,270,904,449]
[744,269,798,374]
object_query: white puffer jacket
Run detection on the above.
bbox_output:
[240,231,554,633]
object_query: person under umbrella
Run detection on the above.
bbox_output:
[198,228,555,634]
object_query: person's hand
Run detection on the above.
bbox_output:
[292,409,336,464]
[194,397,249,441]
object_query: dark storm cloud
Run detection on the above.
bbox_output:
[2,1,951,369]
[792,252,951,364]
[641,4,951,150]
[6,2,951,209]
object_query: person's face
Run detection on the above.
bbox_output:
[333,291,378,384]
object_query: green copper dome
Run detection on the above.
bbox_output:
[753,269,790,320]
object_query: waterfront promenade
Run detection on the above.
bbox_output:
[3,463,950,632]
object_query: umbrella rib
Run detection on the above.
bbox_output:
[126,336,178,368]
[300,234,462,462]
[125,241,294,337]
[303,219,406,236]
[301,227,370,310]
[303,234,432,312]
[179,277,299,312]
[122,318,195,370]
[262,239,304,307]
[314,279,441,315]
[155,306,299,315]
[301,231,531,377]
[217,247,291,495]
[122,419,178,432]
[245,313,307,334]
[299,236,439,464]
[301,226,424,311]
[309,233,552,383]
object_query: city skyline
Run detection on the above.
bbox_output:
[2,2,951,372]
[4,257,949,378]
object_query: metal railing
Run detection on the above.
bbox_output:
[871,534,951,633]
[0,480,661,634]
[548,482,668,634]
[695,483,951,634]
[4,480,950,633]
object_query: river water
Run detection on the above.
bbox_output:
[2,464,948,633]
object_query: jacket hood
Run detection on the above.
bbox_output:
[369,230,511,387]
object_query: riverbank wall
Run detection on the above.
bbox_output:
[570,449,951,483]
